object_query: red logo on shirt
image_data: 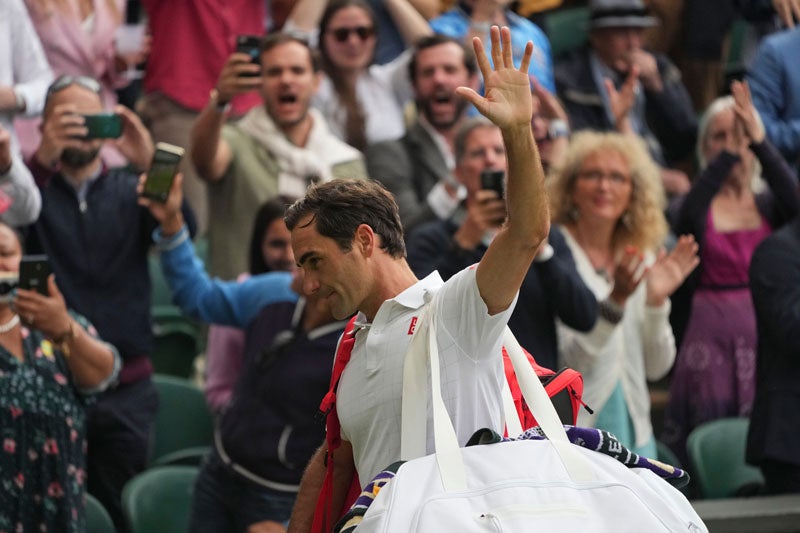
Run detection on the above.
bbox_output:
[408,316,418,335]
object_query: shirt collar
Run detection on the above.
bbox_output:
[353,271,444,328]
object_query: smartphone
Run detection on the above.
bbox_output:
[480,169,505,198]
[19,255,52,296]
[236,34,262,76]
[82,113,123,139]
[142,142,185,203]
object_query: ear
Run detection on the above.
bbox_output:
[353,224,376,257]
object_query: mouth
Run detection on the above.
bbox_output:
[278,93,298,104]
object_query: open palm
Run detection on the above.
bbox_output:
[646,235,700,306]
[456,26,533,130]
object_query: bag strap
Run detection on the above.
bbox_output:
[312,315,359,533]
[402,294,594,490]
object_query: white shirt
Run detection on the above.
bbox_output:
[312,49,413,146]
[556,227,675,448]
[0,0,53,154]
[337,268,517,483]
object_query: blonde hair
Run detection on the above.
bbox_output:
[548,131,668,251]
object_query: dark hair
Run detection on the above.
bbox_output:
[408,34,477,85]
[248,196,294,274]
[259,32,321,72]
[318,0,376,151]
[285,179,406,258]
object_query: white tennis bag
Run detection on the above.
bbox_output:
[353,301,707,533]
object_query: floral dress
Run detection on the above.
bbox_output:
[0,315,118,533]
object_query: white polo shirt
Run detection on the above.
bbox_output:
[336,268,517,483]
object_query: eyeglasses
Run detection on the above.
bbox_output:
[45,75,101,106]
[577,170,631,186]
[328,26,375,43]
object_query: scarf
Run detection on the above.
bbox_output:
[236,105,362,199]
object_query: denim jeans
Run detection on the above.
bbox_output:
[188,450,296,532]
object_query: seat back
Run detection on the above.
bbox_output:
[151,374,214,465]
[686,417,765,499]
[86,493,116,533]
[122,466,198,533]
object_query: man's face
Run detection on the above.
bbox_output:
[413,42,473,130]
[456,125,506,197]
[291,216,367,320]
[260,42,321,131]
[44,85,104,166]
[590,26,644,73]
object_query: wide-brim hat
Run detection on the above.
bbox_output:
[588,0,658,30]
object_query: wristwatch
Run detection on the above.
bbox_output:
[209,88,231,114]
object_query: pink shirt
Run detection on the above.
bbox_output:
[142,0,263,115]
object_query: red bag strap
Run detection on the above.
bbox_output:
[312,315,359,533]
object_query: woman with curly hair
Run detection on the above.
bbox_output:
[549,130,699,456]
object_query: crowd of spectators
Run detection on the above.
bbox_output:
[1,0,799,530]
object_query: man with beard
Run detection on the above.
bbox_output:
[365,34,478,236]
[24,74,196,532]
[191,32,367,280]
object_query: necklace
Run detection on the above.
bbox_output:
[0,314,19,333]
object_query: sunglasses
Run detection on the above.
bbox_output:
[46,75,101,106]
[329,26,375,43]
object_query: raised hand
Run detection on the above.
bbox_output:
[34,104,88,169]
[113,105,154,172]
[604,64,638,133]
[645,234,700,307]
[731,80,765,144]
[214,52,262,104]
[138,172,185,235]
[456,26,533,131]
[772,0,800,28]
[609,246,648,307]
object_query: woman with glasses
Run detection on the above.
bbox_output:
[16,0,147,167]
[0,221,119,532]
[548,130,699,457]
[285,0,432,150]
[661,81,800,466]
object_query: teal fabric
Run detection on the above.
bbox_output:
[595,382,656,458]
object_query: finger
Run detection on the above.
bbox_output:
[500,27,514,69]
[519,40,533,74]
[46,275,61,300]
[455,86,486,114]
[490,26,503,70]
[777,0,792,26]
[603,78,616,98]
[792,0,800,26]
[471,36,492,79]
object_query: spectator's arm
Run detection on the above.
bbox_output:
[384,0,434,46]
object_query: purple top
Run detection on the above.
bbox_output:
[699,210,772,288]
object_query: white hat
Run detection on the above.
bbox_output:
[588,0,658,30]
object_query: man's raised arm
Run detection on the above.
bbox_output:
[456,26,549,315]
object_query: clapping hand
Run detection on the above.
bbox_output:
[731,80,765,145]
[604,65,639,134]
[645,234,700,307]
[456,26,533,132]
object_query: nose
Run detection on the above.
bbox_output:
[302,272,320,296]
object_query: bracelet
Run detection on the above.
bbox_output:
[13,88,25,113]
[52,320,77,358]
[598,297,624,325]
